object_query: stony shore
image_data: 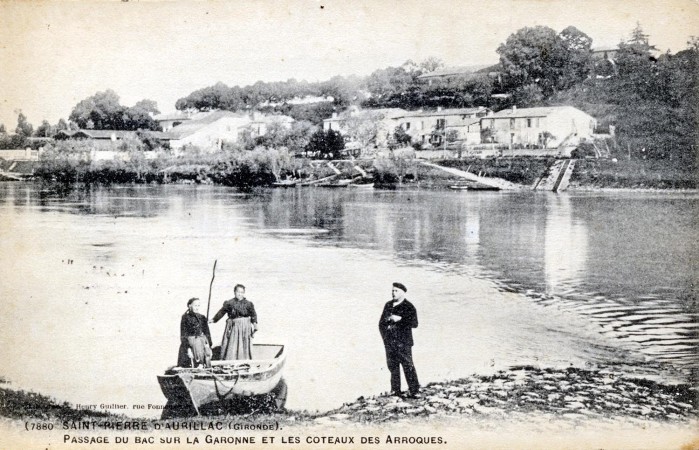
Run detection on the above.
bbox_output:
[317,366,697,425]
[2,366,696,426]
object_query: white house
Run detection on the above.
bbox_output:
[394,106,492,147]
[163,110,252,152]
[248,112,294,137]
[480,106,597,152]
[152,111,198,132]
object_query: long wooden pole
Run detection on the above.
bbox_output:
[206,260,217,320]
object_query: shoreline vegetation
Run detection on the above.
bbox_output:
[2,23,696,193]
[1,366,696,426]
[6,139,696,190]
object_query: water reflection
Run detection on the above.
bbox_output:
[544,195,588,296]
[3,182,171,217]
[256,188,697,374]
[0,183,696,417]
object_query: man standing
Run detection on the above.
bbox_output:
[379,282,420,398]
[178,297,213,368]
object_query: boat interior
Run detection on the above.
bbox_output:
[171,344,284,375]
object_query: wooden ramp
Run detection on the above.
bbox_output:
[0,171,23,181]
[532,159,576,192]
[417,161,521,190]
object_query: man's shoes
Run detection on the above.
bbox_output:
[389,391,402,397]
[404,390,421,399]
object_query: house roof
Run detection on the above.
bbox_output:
[167,110,248,139]
[323,108,407,123]
[488,106,588,119]
[394,107,489,119]
[417,65,493,79]
[592,46,619,53]
[153,112,192,121]
[372,108,408,118]
[54,129,138,140]
[250,114,294,124]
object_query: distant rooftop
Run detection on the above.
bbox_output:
[592,46,619,53]
[167,110,247,139]
[489,106,585,119]
[418,65,497,79]
[54,129,138,140]
[394,106,489,118]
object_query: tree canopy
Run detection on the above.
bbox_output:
[15,112,34,137]
[69,90,160,131]
[497,25,592,95]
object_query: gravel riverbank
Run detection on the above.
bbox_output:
[317,366,697,425]
[2,366,696,425]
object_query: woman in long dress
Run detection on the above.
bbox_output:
[211,284,257,360]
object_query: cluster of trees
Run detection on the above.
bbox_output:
[0,112,57,149]
[236,120,346,160]
[5,23,695,166]
[304,129,346,159]
[173,77,362,119]
[0,90,161,149]
[173,59,450,124]
[497,26,594,101]
[237,120,316,152]
[549,26,698,163]
[68,90,160,131]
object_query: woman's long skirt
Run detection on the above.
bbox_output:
[177,336,212,367]
[220,317,253,360]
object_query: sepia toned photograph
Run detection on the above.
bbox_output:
[0,1,697,448]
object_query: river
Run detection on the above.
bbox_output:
[0,183,696,417]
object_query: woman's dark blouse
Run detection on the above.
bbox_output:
[212,299,257,324]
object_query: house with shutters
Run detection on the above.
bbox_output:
[479,106,597,151]
[393,106,492,147]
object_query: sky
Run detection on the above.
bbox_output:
[0,0,697,129]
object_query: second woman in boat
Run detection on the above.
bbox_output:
[211,284,257,360]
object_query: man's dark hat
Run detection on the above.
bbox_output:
[187,297,199,306]
[392,282,407,293]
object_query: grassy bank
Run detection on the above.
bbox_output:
[34,140,305,188]
[570,159,697,190]
[30,140,698,190]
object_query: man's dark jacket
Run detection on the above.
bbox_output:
[378,299,418,347]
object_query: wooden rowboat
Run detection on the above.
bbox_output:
[272,180,298,188]
[317,179,353,188]
[348,182,374,189]
[449,183,501,191]
[158,343,287,417]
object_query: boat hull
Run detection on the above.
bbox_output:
[158,344,286,416]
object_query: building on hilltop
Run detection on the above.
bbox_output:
[591,46,619,78]
[416,65,499,86]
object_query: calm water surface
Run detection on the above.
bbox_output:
[0,183,696,417]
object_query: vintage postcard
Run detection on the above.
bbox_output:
[0,0,697,449]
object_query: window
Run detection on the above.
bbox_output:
[420,121,424,130]
[526,118,532,128]
[436,118,446,129]
[510,118,515,129]
[405,122,411,130]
